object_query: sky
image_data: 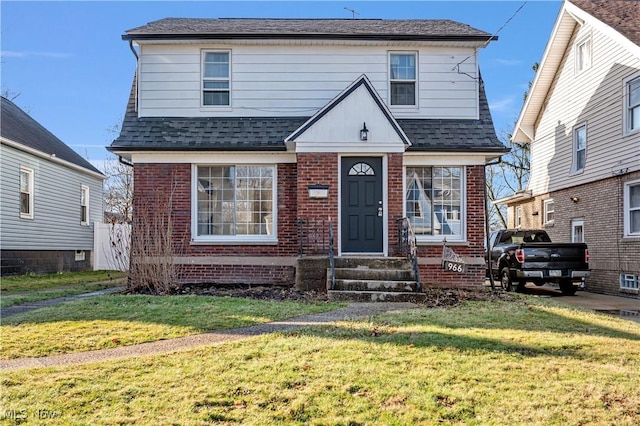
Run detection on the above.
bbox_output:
[1,0,562,170]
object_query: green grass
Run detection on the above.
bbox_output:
[1,295,344,359]
[0,270,126,309]
[1,297,639,425]
[0,270,126,293]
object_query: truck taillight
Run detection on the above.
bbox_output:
[515,248,525,263]
[585,249,590,263]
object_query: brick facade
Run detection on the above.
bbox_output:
[132,159,489,289]
[507,170,640,297]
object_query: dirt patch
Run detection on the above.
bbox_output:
[175,284,516,308]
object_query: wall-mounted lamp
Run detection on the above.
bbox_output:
[570,196,580,203]
[360,122,369,141]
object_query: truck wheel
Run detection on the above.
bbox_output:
[559,279,577,296]
[500,267,514,292]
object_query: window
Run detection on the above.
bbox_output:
[573,124,587,172]
[389,52,417,106]
[571,219,584,243]
[620,274,639,291]
[624,180,640,237]
[405,167,463,239]
[195,165,275,241]
[75,250,86,261]
[19,166,34,218]
[80,185,89,225]
[202,51,230,106]
[515,206,522,228]
[625,74,640,134]
[575,36,591,74]
[543,199,555,225]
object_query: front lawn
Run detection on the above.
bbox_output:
[1,297,639,425]
[1,271,126,308]
[1,295,344,359]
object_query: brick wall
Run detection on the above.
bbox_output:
[507,170,640,297]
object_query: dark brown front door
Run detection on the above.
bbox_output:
[341,157,383,253]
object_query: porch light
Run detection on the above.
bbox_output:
[360,122,369,141]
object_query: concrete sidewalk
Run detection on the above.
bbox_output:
[0,302,416,371]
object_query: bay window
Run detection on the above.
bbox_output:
[195,165,275,241]
[405,166,464,239]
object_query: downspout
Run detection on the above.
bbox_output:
[484,157,502,291]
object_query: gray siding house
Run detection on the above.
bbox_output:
[1,96,105,275]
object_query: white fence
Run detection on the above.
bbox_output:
[93,223,131,271]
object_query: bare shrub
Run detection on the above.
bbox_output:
[127,181,186,295]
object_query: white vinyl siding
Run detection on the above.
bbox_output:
[1,144,103,251]
[625,179,640,237]
[137,44,480,120]
[526,23,640,196]
[19,166,34,219]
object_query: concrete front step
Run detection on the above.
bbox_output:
[327,290,427,303]
[334,257,411,270]
[333,267,414,281]
[333,279,419,292]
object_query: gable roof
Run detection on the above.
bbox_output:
[285,74,410,145]
[123,18,495,43]
[513,0,640,142]
[0,96,104,176]
[109,74,506,155]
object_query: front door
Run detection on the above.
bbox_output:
[341,157,383,253]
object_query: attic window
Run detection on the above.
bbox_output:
[575,36,591,74]
[202,50,230,106]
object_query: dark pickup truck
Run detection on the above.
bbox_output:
[486,229,590,295]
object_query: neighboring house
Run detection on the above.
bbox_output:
[108,18,507,289]
[502,0,640,297]
[0,96,105,275]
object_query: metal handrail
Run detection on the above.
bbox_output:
[328,218,336,290]
[397,217,421,291]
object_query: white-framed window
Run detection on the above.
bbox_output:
[575,36,591,74]
[202,50,230,106]
[620,274,639,291]
[80,185,90,225]
[571,219,584,243]
[75,250,86,261]
[573,124,587,172]
[193,165,276,242]
[405,166,464,240]
[515,206,522,228]
[543,199,555,225]
[624,179,640,237]
[389,52,417,106]
[19,166,34,219]
[624,73,640,135]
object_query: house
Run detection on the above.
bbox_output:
[108,18,507,292]
[503,0,640,297]
[0,96,105,275]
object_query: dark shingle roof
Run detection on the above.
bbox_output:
[1,96,104,175]
[123,18,494,42]
[569,0,640,46]
[109,76,506,154]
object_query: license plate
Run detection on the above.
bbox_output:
[549,270,562,277]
